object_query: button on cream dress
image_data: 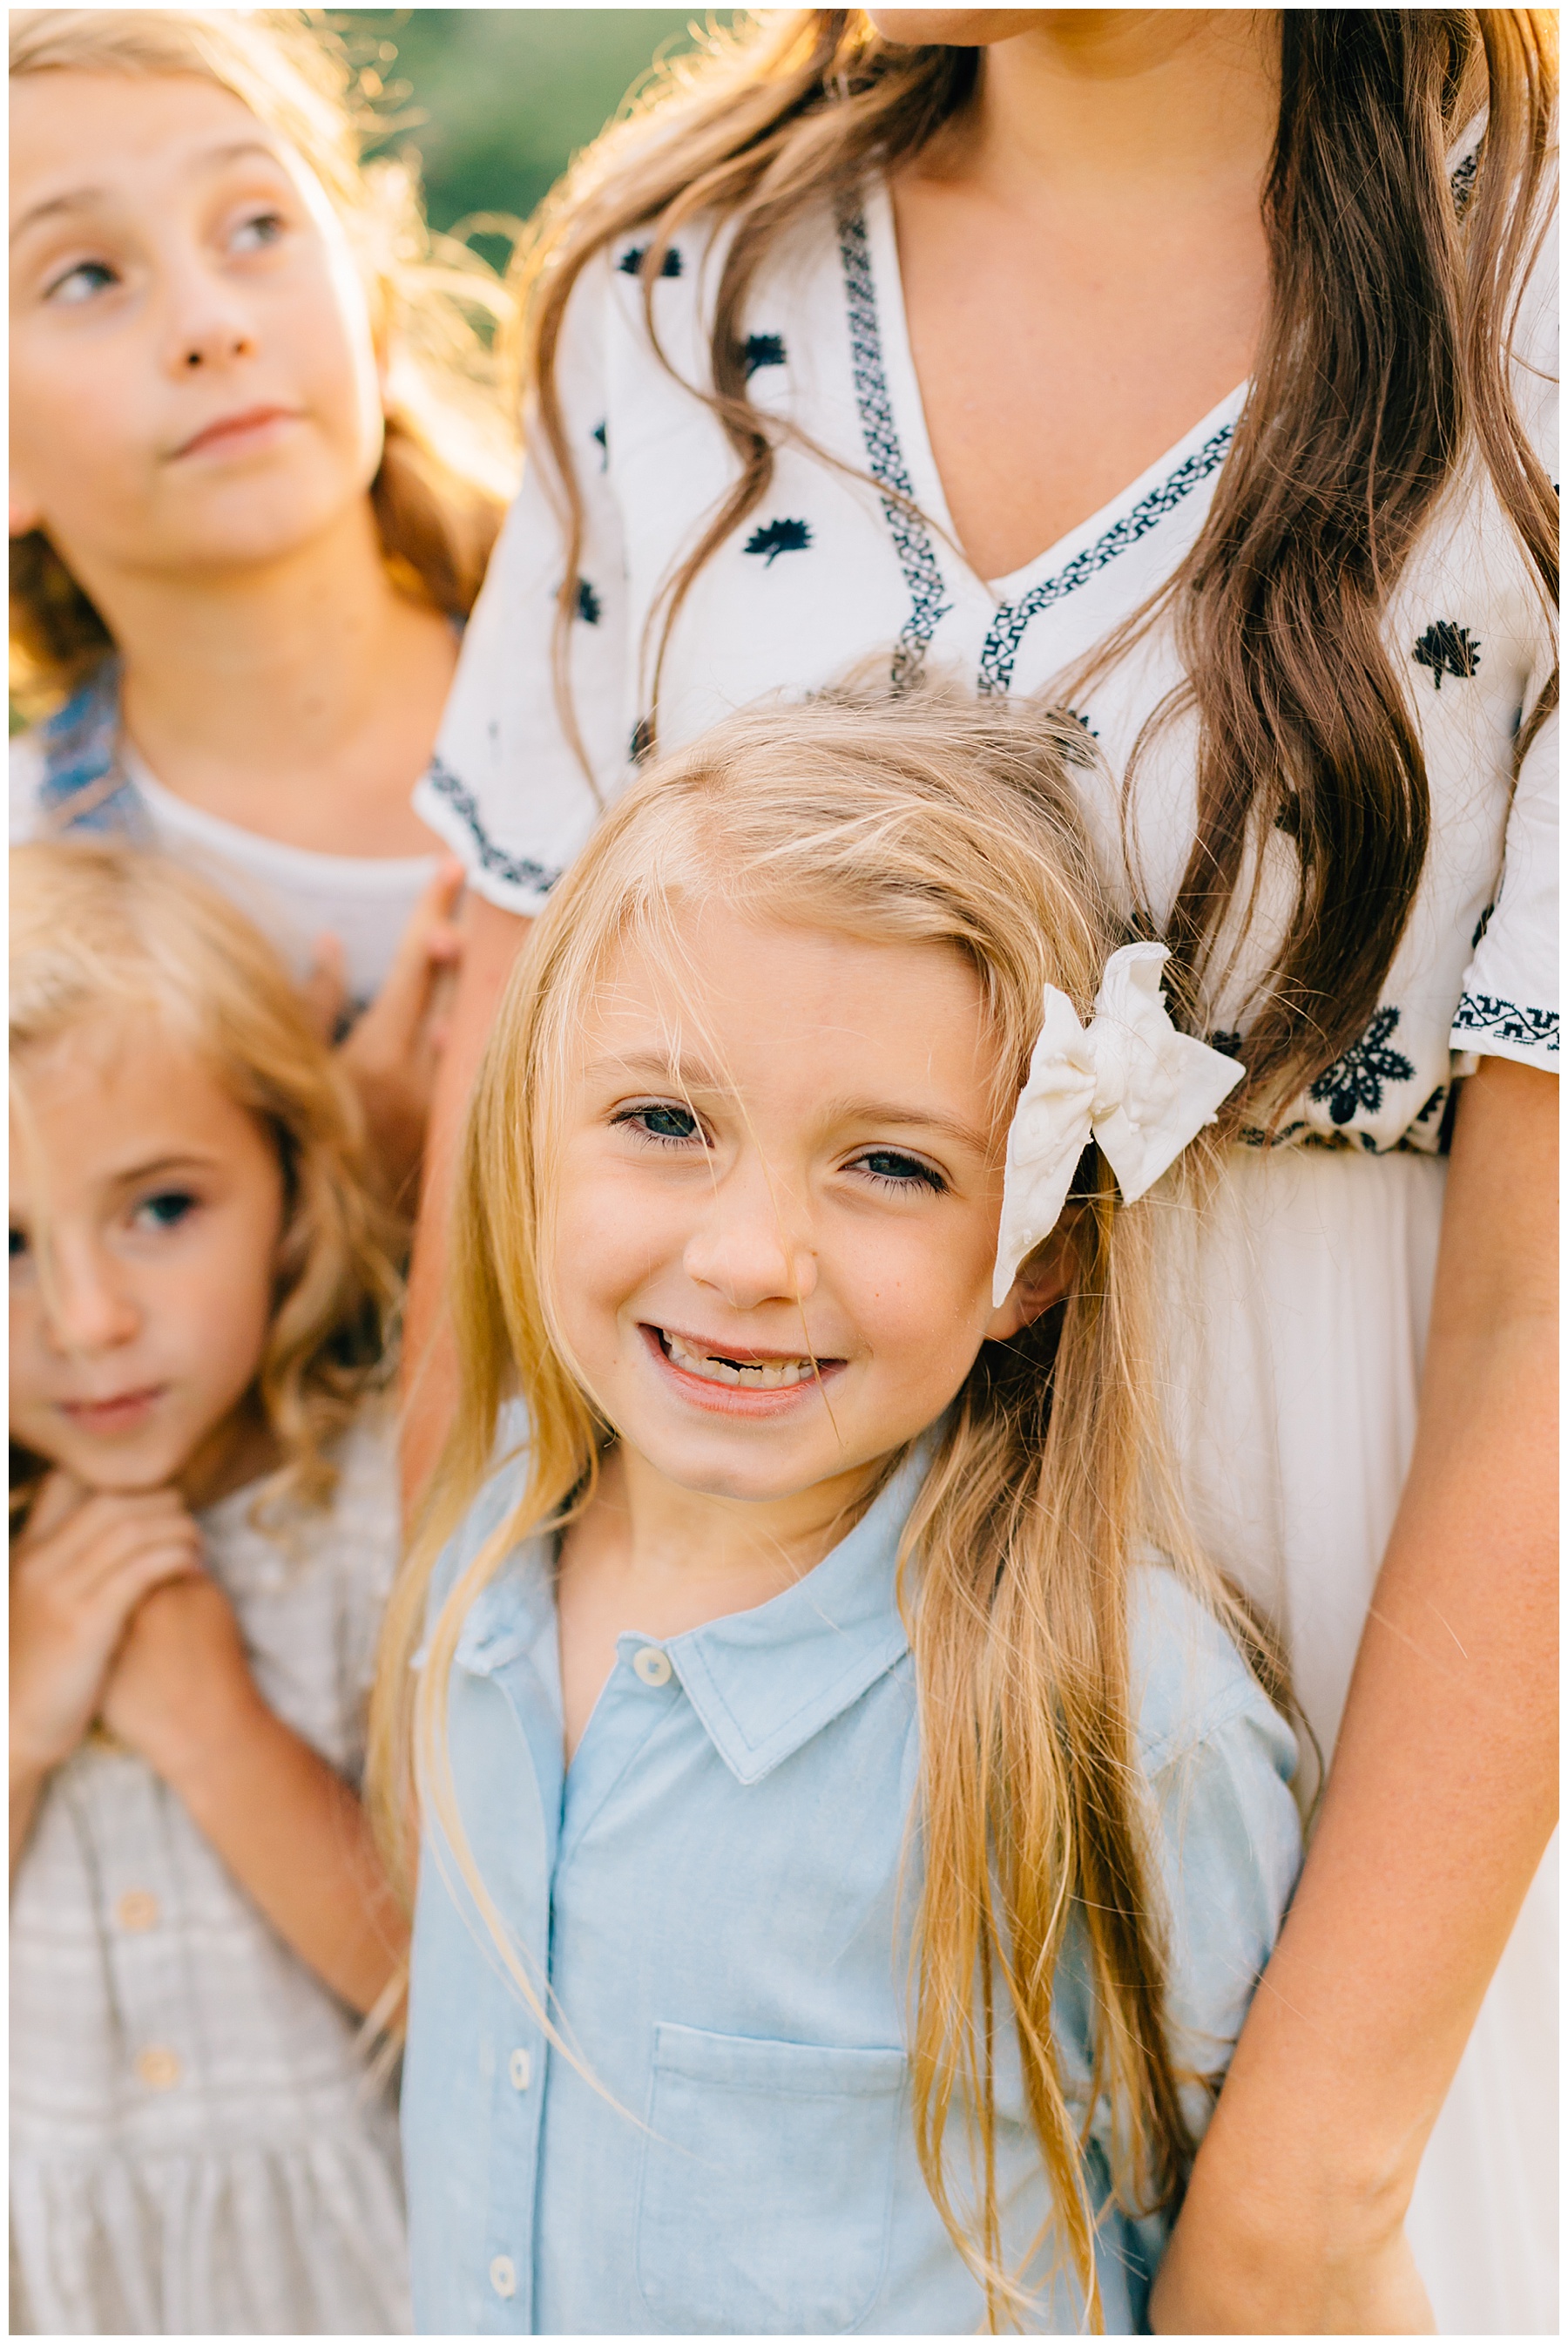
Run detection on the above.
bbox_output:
[10,1407,410,2335]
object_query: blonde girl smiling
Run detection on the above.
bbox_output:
[375,685,1301,2334]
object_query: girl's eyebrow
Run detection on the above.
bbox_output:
[104,1148,225,1190]
[11,140,284,246]
[586,1049,724,1092]
[823,1097,991,1156]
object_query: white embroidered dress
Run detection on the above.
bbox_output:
[10,1407,410,2336]
[416,180,1558,2333]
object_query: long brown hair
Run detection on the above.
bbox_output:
[9,8,518,714]
[370,681,1289,2326]
[509,8,1557,1114]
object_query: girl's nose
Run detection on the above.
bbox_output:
[683,1166,819,1313]
[44,1243,142,1356]
[162,264,258,376]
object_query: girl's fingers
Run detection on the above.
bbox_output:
[24,1467,90,1543]
[78,1514,202,1597]
[302,933,350,1041]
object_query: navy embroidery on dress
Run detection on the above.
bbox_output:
[591,420,608,469]
[629,716,654,763]
[424,756,562,897]
[1207,1029,1245,1061]
[576,578,602,625]
[1471,902,1494,951]
[1452,993,1559,1053]
[618,244,682,278]
[1412,620,1481,688]
[1067,708,1099,740]
[744,517,812,565]
[1308,1006,1416,1124]
[837,208,951,689]
[977,420,1235,695]
[1450,146,1480,219]
[742,333,787,377]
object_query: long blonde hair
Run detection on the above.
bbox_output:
[10,841,401,1523]
[369,680,1283,2326]
[9,7,518,713]
[510,8,1555,1121]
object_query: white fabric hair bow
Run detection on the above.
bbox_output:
[992,943,1245,1308]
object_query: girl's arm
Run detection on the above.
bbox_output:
[401,891,532,1512]
[1152,1053,1557,2334]
[98,1572,408,2015]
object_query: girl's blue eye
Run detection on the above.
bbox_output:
[47,259,117,306]
[855,1149,946,1194]
[617,1103,700,1146]
[231,211,287,254]
[133,1189,197,1232]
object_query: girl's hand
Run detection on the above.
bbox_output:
[10,1472,204,1780]
[327,858,466,1206]
[97,1570,260,1788]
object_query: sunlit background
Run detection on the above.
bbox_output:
[355,9,733,239]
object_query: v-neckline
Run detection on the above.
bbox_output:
[861,178,1251,606]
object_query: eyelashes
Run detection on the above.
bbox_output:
[609,1105,947,1193]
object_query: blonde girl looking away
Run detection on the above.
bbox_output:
[9,10,517,1196]
[375,685,1301,2334]
[11,843,410,2335]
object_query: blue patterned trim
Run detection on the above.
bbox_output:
[837,209,951,689]
[34,661,151,837]
[1452,992,1559,1054]
[976,422,1235,695]
[424,755,562,898]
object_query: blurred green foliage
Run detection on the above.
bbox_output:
[348,10,733,242]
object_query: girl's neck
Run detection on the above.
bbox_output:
[568,1441,887,1626]
[176,1394,282,1514]
[939,11,1280,209]
[103,498,456,857]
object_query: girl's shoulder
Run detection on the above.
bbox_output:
[1125,1559,1297,1786]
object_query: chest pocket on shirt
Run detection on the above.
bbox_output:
[634,2022,906,2334]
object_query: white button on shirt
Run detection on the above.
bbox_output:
[490,2256,517,2300]
[509,2049,531,2091]
[632,1645,673,1687]
[402,1444,1301,2334]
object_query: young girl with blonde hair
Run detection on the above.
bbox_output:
[9,9,518,1192]
[10,843,411,2334]
[375,683,1301,2334]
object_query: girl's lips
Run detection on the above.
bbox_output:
[59,1386,165,1434]
[639,1323,845,1418]
[173,406,301,460]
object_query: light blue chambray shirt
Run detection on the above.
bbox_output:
[402,1446,1301,2335]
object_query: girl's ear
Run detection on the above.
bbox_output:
[984,1222,1077,1341]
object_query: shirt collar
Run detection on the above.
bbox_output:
[448,1440,929,1786]
[667,1445,927,1787]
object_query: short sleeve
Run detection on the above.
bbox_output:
[1124,1569,1302,2131]
[1451,192,1558,1071]
[415,258,634,916]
